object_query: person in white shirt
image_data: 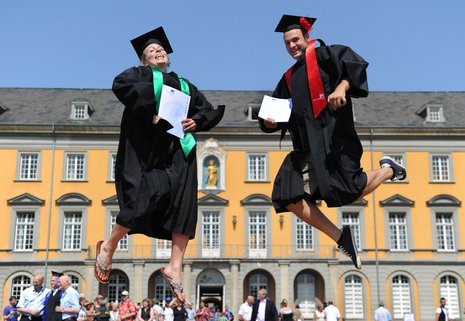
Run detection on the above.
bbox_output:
[374,302,391,321]
[323,301,341,321]
[161,298,174,321]
[238,296,255,321]
[435,297,451,321]
[152,301,163,321]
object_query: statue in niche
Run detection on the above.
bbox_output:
[206,159,218,188]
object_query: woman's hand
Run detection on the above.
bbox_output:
[182,118,197,132]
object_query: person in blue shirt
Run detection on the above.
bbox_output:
[17,274,50,321]
[3,296,18,321]
[55,275,80,321]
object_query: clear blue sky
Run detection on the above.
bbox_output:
[1,0,464,91]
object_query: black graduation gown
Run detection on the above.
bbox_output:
[261,43,369,210]
[112,66,224,239]
[44,290,62,321]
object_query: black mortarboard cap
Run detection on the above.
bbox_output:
[275,14,316,33]
[51,271,64,277]
[130,26,173,58]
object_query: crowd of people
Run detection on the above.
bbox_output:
[3,272,456,321]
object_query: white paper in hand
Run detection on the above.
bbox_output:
[158,85,191,138]
[258,95,292,122]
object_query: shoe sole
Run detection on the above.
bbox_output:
[380,156,406,181]
[348,226,362,270]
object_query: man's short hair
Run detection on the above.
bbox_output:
[9,296,16,301]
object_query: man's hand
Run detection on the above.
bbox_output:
[327,79,350,110]
[153,115,162,124]
[182,118,197,132]
[55,307,63,313]
[29,309,39,316]
[263,118,277,129]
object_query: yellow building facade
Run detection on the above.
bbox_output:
[0,89,464,321]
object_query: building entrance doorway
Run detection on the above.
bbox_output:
[196,269,225,311]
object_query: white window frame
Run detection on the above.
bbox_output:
[246,104,260,121]
[201,211,221,258]
[435,212,456,251]
[64,152,87,181]
[110,210,128,251]
[71,102,89,120]
[108,273,128,302]
[341,212,362,251]
[383,153,407,182]
[344,274,364,319]
[156,239,171,258]
[108,153,117,181]
[295,273,316,319]
[248,210,268,258]
[154,273,172,300]
[426,105,444,122]
[248,273,268,298]
[10,274,32,298]
[440,275,460,319]
[14,211,35,252]
[389,212,409,251]
[17,152,41,181]
[430,154,452,182]
[247,153,268,182]
[69,274,80,291]
[62,211,83,251]
[392,275,412,319]
[295,217,314,251]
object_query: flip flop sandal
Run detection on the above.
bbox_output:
[94,240,112,284]
[160,267,184,302]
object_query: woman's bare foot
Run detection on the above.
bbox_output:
[95,240,113,283]
[161,266,185,302]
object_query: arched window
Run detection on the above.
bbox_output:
[440,275,460,319]
[344,275,364,319]
[295,273,316,317]
[11,275,31,298]
[392,275,412,318]
[154,273,173,301]
[108,273,128,302]
[249,273,268,299]
[69,274,80,292]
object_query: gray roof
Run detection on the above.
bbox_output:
[0,88,464,129]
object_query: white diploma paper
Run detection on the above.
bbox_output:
[158,85,191,138]
[258,95,292,122]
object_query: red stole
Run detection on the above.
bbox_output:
[284,40,326,119]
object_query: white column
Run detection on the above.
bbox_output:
[230,260,240,312]
[133,261,145,304]
[279,261,291,302]
[183,261,193,301]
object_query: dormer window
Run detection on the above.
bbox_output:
[245,103,260,121]
[427,105,443,122]
[416,104,445,123]
[0,104,9,116]
[71,101,93,120]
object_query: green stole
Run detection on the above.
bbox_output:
[151,67,196,158]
